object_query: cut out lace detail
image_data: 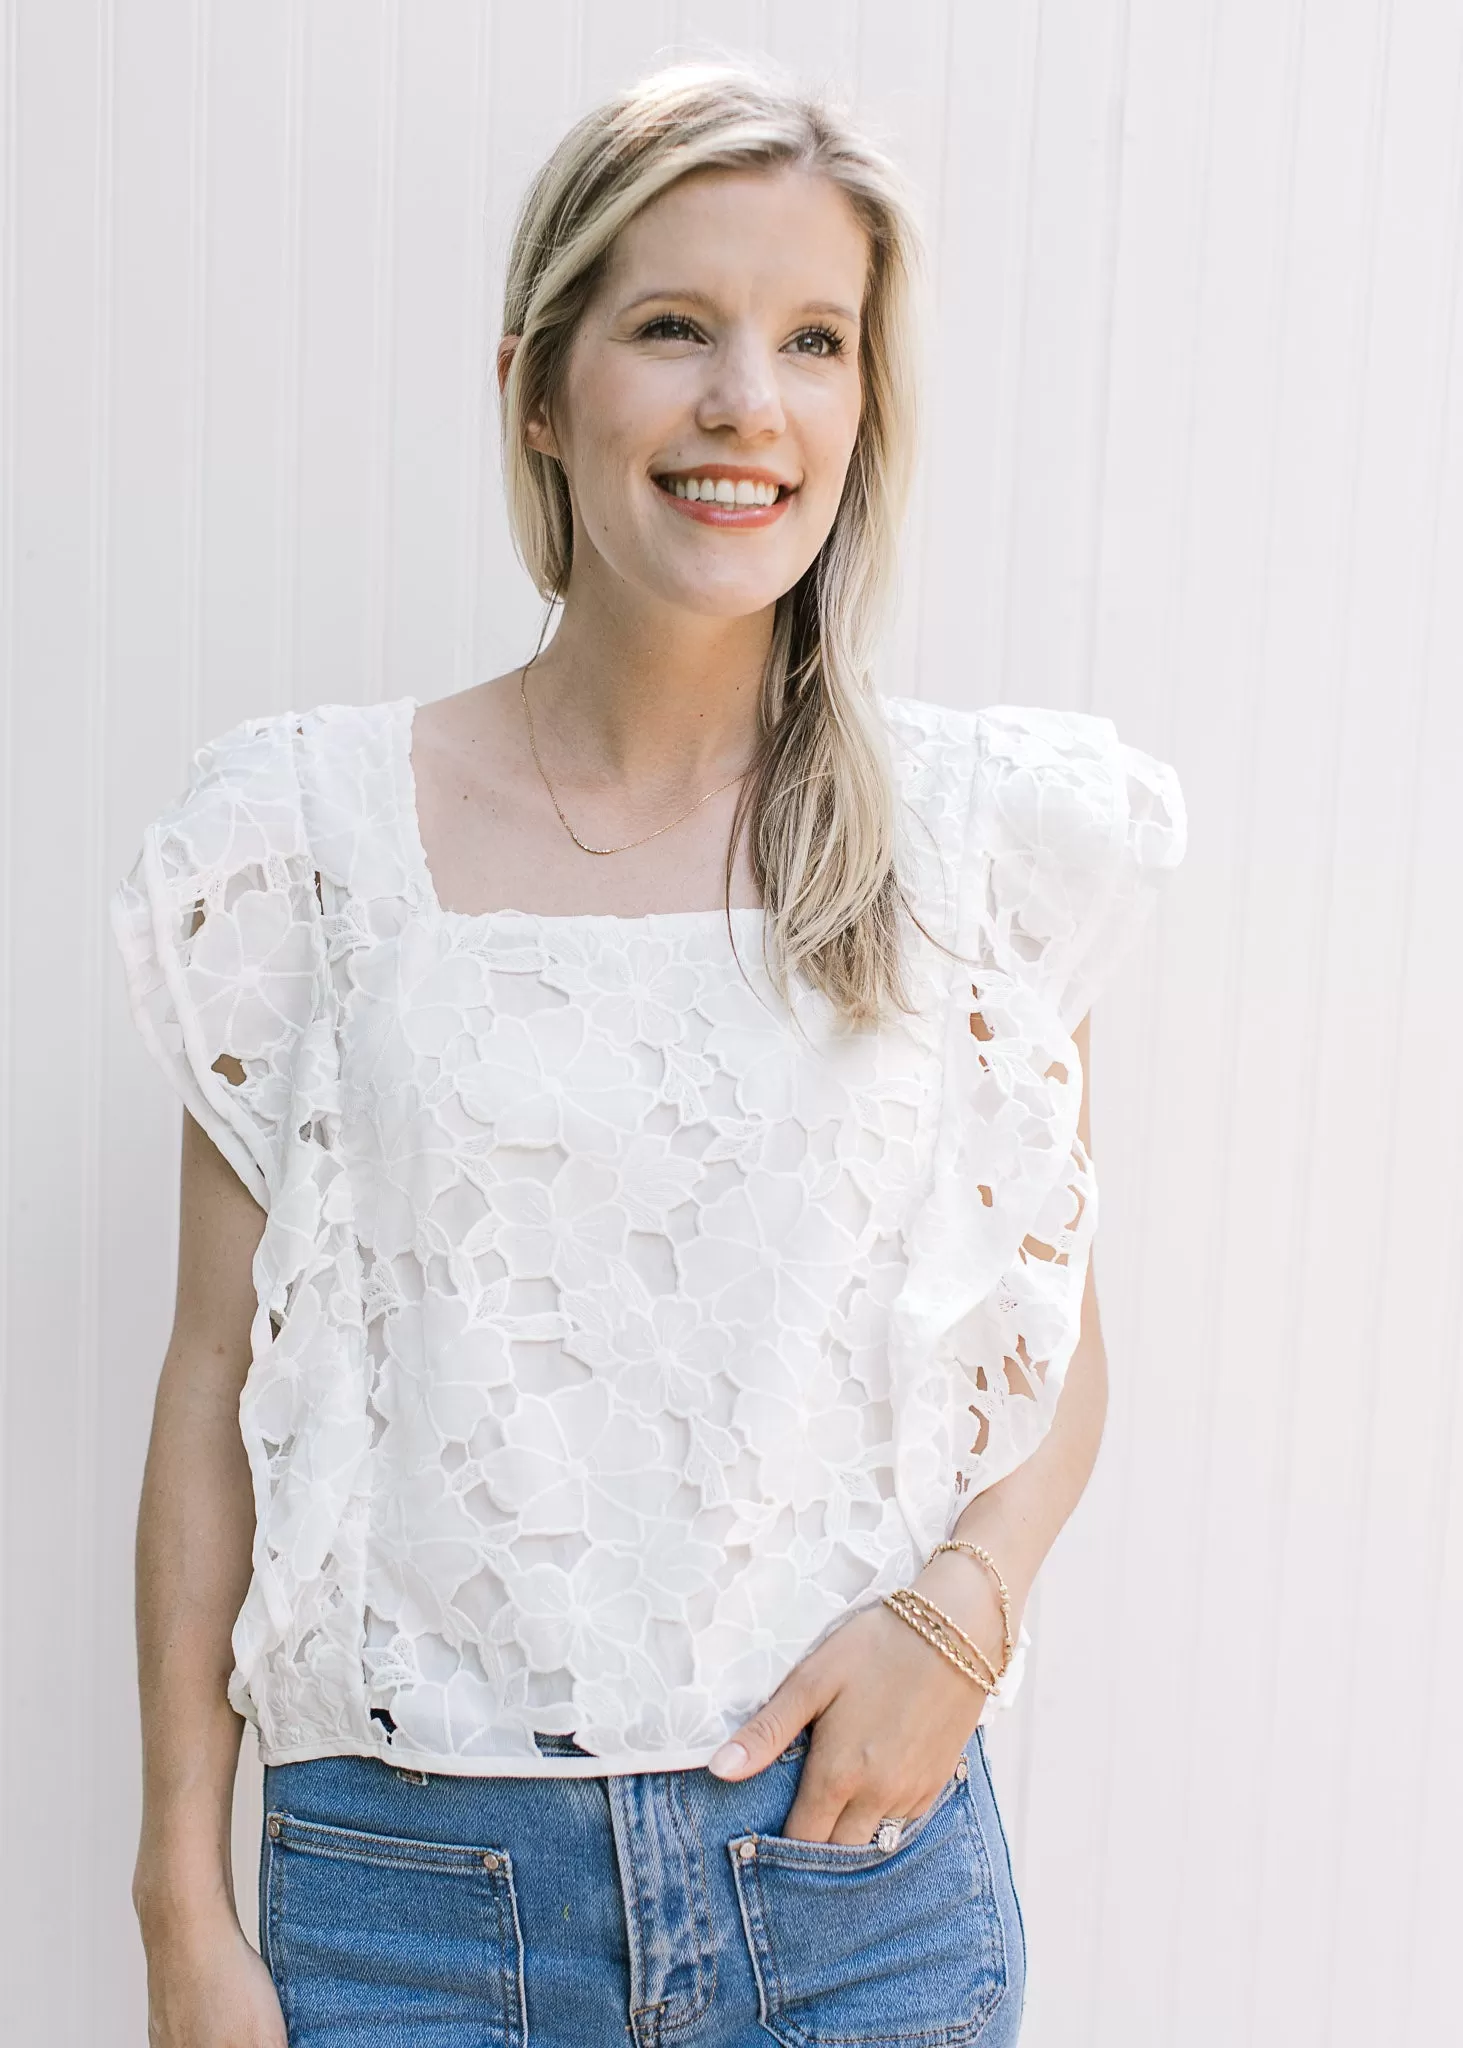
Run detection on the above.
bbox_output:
[110,693,1185,1772]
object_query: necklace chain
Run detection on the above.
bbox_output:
[519,657,751,857]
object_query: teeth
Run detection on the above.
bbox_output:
[664,477,781,507]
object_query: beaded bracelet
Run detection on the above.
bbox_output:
[927,1538,1016,1676]
[880,1537,1018,1699]
[892,1584,1004,1689]
[881,1588,998,1695]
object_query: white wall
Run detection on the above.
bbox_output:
[3,3,1460,2043]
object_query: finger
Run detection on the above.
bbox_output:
[780,1782,846,1844]
[707,1666,828,1780]
[780,1748,861,1843]
[829,1795,891,1847]
[827,1776,943,1849]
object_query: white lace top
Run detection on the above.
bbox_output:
[111,692,1185,1777]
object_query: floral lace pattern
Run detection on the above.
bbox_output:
[110,692,1185,1774]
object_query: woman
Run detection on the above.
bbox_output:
[114,58,1185,2048]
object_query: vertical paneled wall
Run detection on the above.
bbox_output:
[2,4,1459,2043]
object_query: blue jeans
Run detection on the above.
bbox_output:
[259,1723,1026,2046]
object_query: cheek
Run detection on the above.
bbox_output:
[831,384,865,473]
[562,354,679,484]
[797,422,862,538]
[797,375,863,488]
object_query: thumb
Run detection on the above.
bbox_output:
[706,1667,828,1781]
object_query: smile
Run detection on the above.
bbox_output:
[652,471,795,528]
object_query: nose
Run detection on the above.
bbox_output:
[695,329,786,442]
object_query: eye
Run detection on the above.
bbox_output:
[638,313,706,344]
[787,326,847,359]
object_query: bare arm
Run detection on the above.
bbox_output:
[711,1011,1109,1842]
[133,1105,285,2045]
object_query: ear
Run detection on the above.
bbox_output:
[498,333,562,462]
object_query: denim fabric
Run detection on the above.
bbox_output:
[259,1722,1026,2047]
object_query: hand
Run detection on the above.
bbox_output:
[140,1906,287,2048]
[707,1554,1015,1845]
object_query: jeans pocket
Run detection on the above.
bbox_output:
[727,1773,1011,2048]
[262,1809,526,2047]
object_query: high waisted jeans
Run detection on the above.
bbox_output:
[259,1723,1026,2046]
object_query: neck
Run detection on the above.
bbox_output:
[522,577,772,790]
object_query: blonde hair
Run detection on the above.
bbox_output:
[500,58,923,1025]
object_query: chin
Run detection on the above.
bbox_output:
[669,580,791,620]
[626,556,790,620]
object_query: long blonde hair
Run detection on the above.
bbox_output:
[500,59,923,1025]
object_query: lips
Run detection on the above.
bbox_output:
[652,464,798,528]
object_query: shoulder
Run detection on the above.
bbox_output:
[879,689,1123,792]
[880,691,982,788]
[878,694,984,877]
[181,696,401,786]
[881,693,1186,1026]
[137,706,311,885]
[881,691,1185,873]
[110,700,404,1212]
[148,697,408,889]
[966,701,1185,879]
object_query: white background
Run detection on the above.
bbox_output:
[2,3,1460,2043]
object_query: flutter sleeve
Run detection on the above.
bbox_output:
[970,703,1187,1029]
[885,700,1186,1716]
[109,712,327,1212]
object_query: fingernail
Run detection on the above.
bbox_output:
[708,1741,748,1779]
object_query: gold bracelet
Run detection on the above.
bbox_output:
[881,1589,996,1695]
[891,1584,1004,1688]
[883,1589,997,1695]
[882,1591,993,1694]
[927,1539,1015,1675]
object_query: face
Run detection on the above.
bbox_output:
[514,165,870,619]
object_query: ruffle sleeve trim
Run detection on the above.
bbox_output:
[970,703,1188,1031]
[109,711,327,1213]
[883,698,1186,1583]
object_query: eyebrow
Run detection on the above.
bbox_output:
[619,288,861,324]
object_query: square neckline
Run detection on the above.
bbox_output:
[390,695,767,933]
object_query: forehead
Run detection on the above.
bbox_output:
[600,165,870,307]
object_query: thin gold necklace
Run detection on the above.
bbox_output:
[519,658,751,857]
